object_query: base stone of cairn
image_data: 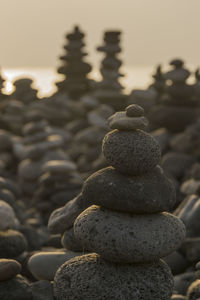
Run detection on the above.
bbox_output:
[53,104,186,300]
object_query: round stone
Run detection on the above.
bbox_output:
[102,130,161,175]
[0,230,27,258]
[82,166,176,213]
[126,104,144,117]
[74,206,186,263]
[54,253,173,300]
[0,259,22,281]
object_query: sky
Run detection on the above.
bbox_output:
[1,0,200,69]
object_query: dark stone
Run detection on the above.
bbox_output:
[62,227,83,252]
[102,130,161,175]
[82,165,176,213]
[164,251,189,275]
[149,105,198,133]
[31,280,54,300]
[162,152,195,179]
[174,272,196,295]
[0,275,31,300]
[182,238,200,262]
[74,206,185,263]
[54,253,173,300]
[125,104,144,117]
[0,230,27,258]
[0,259,22,281]
[48,193,89,234]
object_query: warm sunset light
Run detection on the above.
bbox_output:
[0,1,199,299]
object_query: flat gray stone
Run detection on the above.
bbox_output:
[108,111,148,131]
[74,205,186,263]
[28,250,83,281]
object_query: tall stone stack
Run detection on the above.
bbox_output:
[95,31,127,111]
[0,70,6,100]
[53,104,186,300]
[12,78,38,104]
[149,59,199,132]
[56,26,92,99]
[149,64,166,98]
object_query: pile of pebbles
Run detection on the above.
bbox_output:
[47,105,185,299]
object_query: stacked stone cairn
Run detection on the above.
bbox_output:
[12,78,38,104]
[56,25,92,99]
[0,69,6,100]
[149,64,166,101]
[17,119,67,198]
[126,66,162,114]
[95,31,127,111]
[149,59,199,132]
[53,104,186,300]
[0,99,25,135]
[33,160,83,223]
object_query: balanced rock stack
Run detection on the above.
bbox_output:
[53,104,186,300]
[17,119,67,197]
[12,78,38,105]
[0,69,6,100]
[149,59,199,132]
[149,64,166,100]
[33,160,83,223]
[95,31,127,111]
[56,25,92,99]
[0,99,25,135]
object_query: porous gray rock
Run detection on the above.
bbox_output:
[82,165,176,213]
[54,253,173,300]
[74,205,186,263]
[102,129,161,175]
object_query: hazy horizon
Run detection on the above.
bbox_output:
[1,0,200,69]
